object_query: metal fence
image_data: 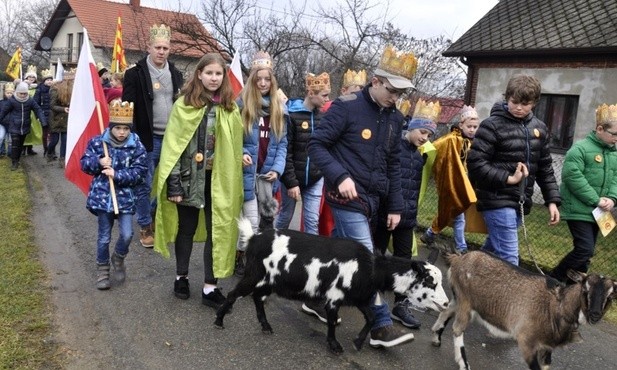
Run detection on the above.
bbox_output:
[416,157,617,278]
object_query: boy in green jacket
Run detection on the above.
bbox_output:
[551,103,617,283]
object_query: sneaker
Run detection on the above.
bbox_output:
[174,277,190,299]
[10,162,18,171]
[391,301,421,329]
[420,230,435,245]
[58,157,65,169]
[301,302,341,325]
[111,253,126,283]
[369,325,415,348]
[27,148,37,155]
[234,251,246,277]
[96,264,111,290]
[139,225,154,248]
[202,288,226,309]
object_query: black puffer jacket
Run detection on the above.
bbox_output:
[280,98,323,189]
[467,101,561,214]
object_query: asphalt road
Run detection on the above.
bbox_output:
[21,150,617,369]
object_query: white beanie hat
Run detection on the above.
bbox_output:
[15,82,29,94]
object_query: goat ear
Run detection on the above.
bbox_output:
[566,269,586,283]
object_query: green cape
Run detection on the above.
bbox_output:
[154,99,243,279]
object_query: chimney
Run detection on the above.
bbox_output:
[130,0,140,8]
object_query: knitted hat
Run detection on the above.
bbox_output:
[97,62,108,77]
[405,99,440,134]
[15,82,29,94]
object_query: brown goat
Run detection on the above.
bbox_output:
[431,250,617,370]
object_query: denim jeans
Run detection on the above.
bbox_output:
[47,132,67,158]
[275,177,323,235]
[96,211,133,265]
[452,213,467,251]
[551,220,599,282]
[0,125,6,155]
[481,207,521,265]
[330,206,392,329]
[135,134,163,227]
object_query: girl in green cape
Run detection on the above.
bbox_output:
[155,53,243,308]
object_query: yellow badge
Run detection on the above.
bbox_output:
[301,121,309,130]
[153,82,161,90]
[533,128,540,138]
[361,129,372,140]
[595,154,602,163]
[195,153,204,162]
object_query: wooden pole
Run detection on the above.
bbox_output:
[95,101,119,215]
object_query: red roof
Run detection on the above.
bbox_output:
[38,0,217,58]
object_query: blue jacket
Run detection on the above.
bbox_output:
[0,99,10,129]
[241,101,288,201]
[33,84,51,121]
[281,98,324,189]
[308,86,404,217]
[81,129,148,215]
[0,96,47,135]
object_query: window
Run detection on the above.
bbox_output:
[77,32,84,56]
[533,94,578,153]
[67,33,74,62]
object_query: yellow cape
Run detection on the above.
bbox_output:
[154,99,244,278]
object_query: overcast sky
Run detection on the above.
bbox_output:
[136,0,499,40]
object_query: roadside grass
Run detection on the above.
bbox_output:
[0,159,61,369]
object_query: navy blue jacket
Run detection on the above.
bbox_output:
[33,84,51,121]
[467,101,561,214]
[308,86,404,217]
[0,96,47,135]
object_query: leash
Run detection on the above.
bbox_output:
[519,178,545,275]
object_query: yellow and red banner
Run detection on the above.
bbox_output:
[111,13,127,73]
[5,47,22,80]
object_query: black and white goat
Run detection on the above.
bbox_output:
[214,218,449,353]
[431,250,617,370]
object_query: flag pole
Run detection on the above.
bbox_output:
[95,101,119,215]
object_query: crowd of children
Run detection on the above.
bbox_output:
[6,28,615,351]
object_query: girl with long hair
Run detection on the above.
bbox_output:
[154,53,243,307]
[48,77,74,166]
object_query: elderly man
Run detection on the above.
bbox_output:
[122,24,183,247]
[308,45,418,348]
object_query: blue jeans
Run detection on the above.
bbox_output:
[96,211,133,265]
[330,207,392,329]
[275,178,323,235]
[481,207,521,265]
[0,125,6,155]
[135,135,163,227]
[452,213,467,251]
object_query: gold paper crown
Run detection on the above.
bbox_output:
[596,103,617,125]
[150,24,171,43]
[25,65,37,78]
[412,99,441,122]
[396,99,412,116]
[342,69,367,88]
[109,101,134,125]
[63,68,76,79]
[305,72,330,91]
[251,50,273,70]
[4,82,15,92]
[378,45,418,80]
[41,69,53,79]
[460,105,478,121]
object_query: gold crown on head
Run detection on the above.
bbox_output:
[378,45,418,80]
[4,82,15,92]
[41,69,53,79]
[25,65,37,78]
[460,105,478,121]
[306,72,330,91]
[109,101,134,124]
[342,69,367,88]
[412,99,441,122]
[150,24,171,43]
[251,50,273,70]
[596,103,617,125]
[396,99,412,116]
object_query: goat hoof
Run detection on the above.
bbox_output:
[328,340,344,354]
[431,339,441,347]
[261,323,273,334]
[213,318,224,329]
[352,338,364,351]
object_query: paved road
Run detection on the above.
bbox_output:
[22,151,617,369]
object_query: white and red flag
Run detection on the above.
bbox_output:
[65,28,109,194]
[227,52,243,98]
